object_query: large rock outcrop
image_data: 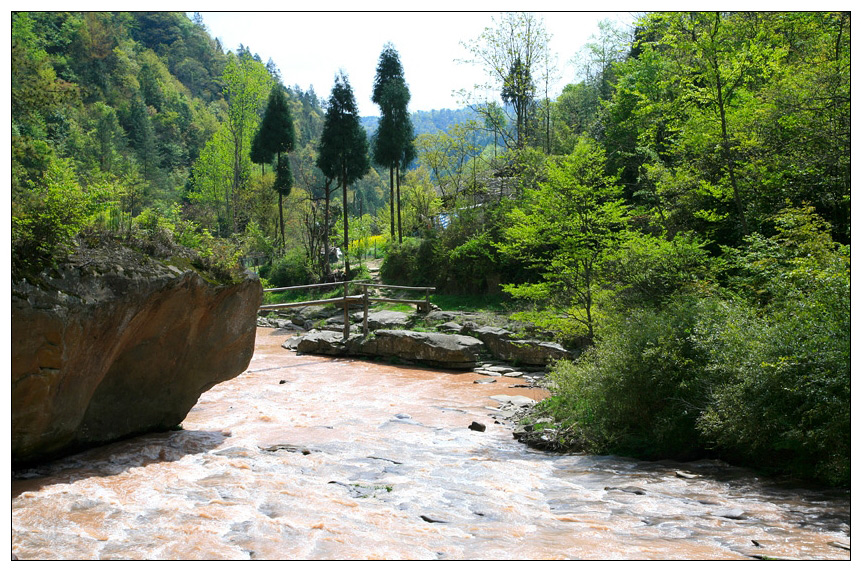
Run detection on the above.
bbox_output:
[292,329,484,369]
[12,240,262,466]
[362,330,485,369]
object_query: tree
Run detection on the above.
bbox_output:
[499,138,626,341]
[372,44,414,243]
[122,95,160,181]
[458,12,552,150]
[253,84,296,248]
[190,123,234,234]
[221,50,273,233]
[481,101,506,160]
[660,12,757,235]
[293,143,338,279]
[415,120,484,204]
[500,56,534,149]
[396,129,417,241]
[316,72,370,279]
[274,154,293,238]
[249,128,270,177]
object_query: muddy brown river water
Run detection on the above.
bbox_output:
[11,328,850,560]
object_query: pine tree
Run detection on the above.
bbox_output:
[317,72,369,279]
[372,44,414,243]
[274,154,292,218]
[249,128,270,177]
[254,84,296,248]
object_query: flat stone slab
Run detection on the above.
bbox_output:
[474,369,499,377]
[485,365,517,374]
[352,310,412,330]
[488,395,537,408]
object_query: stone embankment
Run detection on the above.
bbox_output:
[12,239,262,466]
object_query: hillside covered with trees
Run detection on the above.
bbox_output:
[11,11,850,486]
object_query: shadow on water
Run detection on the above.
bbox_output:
[11,429,228,498]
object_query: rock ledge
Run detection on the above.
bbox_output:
[12,240,262,465]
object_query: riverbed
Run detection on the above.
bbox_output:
[11,327,850,560]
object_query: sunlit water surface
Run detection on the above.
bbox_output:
[12,328,850,560]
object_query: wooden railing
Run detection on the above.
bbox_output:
[260,280,435,340]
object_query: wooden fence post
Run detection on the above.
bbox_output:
[363,284,369,336]
[342,280,349,341]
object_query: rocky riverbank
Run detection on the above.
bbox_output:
[261,306,584,371]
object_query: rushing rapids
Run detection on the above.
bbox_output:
[11,328,850,560]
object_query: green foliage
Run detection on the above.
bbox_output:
[544,207,849,485]
[274,154,293,197]
[500,138,626,339]
[699,206,851,484]
[263,248,313,288]
[12,157,102,276]
[541,296,716,458]
[603,230,713,309]
[443,232,500,294]
[254,84,296,164]
[379,237,439,287]
[316,73,370,186]
[601,11,850,243]
[414,120,488,202]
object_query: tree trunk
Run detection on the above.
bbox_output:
[389,165,395,240]
[278,192,284,250]
[396,164,403,244]
[343,165,350,280]
[277,152,285,250]
[324,190,331,279]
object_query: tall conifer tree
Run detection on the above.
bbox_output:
[372,43,414,243]
[254,84,296,248]
[317,72,369,279]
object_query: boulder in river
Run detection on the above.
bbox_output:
[295,330,355,356]
[292,329,484,369]
[358,330,485,369]
[470,326,574,365]
[11,238,262,466]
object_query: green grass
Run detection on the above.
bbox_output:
[374,302,415,313]
[430,292,511,312]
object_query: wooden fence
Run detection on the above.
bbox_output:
[260,280,435,340]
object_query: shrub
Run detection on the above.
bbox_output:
[542,205,850,486]
[12,157,98,276]
[603,230,714,310]
[547,277,849,485]
[380,237,439,287]
[266,248,313,288]
[547,294,717,460]
[699,207,851,485]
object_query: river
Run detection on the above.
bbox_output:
[11,327,850,560]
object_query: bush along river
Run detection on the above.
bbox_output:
[11,327,850,560]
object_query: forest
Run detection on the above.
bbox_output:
[10,11,850,486]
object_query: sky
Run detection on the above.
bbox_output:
[197,11,638,117]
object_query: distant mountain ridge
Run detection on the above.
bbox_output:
[360,107,481,138]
